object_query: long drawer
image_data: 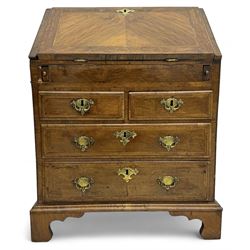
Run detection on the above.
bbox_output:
[43,161,210,203]
[46,63,208,83]
[129,91,213,120]
[33,63,212,91]
[41,123,211,159]
[39,91,124,120]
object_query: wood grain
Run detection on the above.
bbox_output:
[29,7,221,61]
[39,91,124,120]
[29,7,222,241]
[47,63,206,83]
[170,210,222,239]
[129,91,213,120]
[30,206,84,242]
[30,201,222,241]
[41,123,211,159]
[43,161,210,203]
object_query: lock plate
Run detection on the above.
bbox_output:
[160,97,183,113]
[117,167,139,182]
[114,130,137,146]
[71,98,94,115]
[116,8,135,16]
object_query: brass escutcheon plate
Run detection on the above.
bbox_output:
[114,130,137,146]
[117,167,139,182]
[116,8,135,16]
[71,98,94,115]
[160,97,183,113]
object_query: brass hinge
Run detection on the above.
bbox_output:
[203,65,211,81]
[38,65,49,83]
[165,58,179,62]
[73,58,88,63]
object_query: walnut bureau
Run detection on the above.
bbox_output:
[29,7,222,241]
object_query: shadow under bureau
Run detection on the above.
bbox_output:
[29,7,222,241]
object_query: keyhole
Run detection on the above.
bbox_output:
[125,169,129,175]
[81,100,84,106]
[170,100,173,106]
[123,132,127,137]
[124,9,127,13]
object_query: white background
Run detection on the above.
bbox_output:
[0,0,249,249]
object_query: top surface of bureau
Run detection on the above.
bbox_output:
[29,7,221,61]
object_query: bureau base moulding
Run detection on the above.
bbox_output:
[30,201,222,241]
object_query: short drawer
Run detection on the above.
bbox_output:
[41,123,211,159]
[129,91,213,120]
[43,161,210,203]
[39,91,124,120]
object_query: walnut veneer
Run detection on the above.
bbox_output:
[29,7,222,241]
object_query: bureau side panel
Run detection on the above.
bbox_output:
[208,60,221,199]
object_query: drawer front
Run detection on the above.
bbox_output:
[41,123,211,159]
[39,91,124,120]
[43,161,210,203]
[129,91,213,120]
[47,63,207,84]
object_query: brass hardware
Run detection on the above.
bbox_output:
[157,176,178,190]
[117,167,139,182]
[203,65,211,81]
[160,97,183,113]
[116,8,135,16]
[74,176,93,192]
[71,98,94,115]
[114,130,137,146]
[159,136,180,151]
[74,135,94,151]
[74,58,88,62]
[38,65,49,82]
[165,58,179,62]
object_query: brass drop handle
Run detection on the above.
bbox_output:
[114,130,137,146]
[71,98,94,115]
[74,176,94,192]
[159,136,180,151]
[74,135,94,151]
[157,176,178,190]
[117,167,139,182]
[160,97,183,113]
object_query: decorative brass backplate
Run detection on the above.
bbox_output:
[74,176,94,192]
[117,167,139,182]
[159,136,180,151]
[116,8,135,16]
[157,176,178,191]
[71,98,94,115]
[114,130,137,146]
[160,97,183,113]
[74,135,94,151]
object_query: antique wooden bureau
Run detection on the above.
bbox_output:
[29,7,222,241]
